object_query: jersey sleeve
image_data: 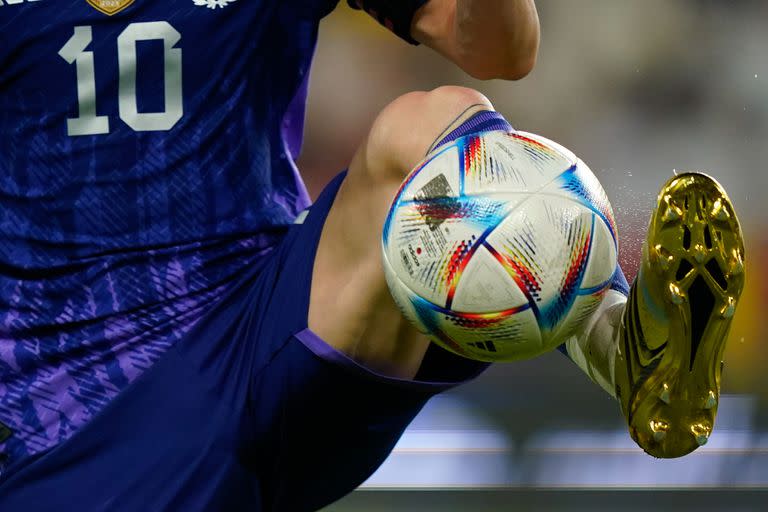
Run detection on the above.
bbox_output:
[347,0,429,45]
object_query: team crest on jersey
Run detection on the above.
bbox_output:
[86,0,134,15]
[193,0,238,9]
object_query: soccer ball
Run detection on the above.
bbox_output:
[381,130,618,362]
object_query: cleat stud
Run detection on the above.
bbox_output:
[720,297,736,318]
[650,419,669,442]
[692,244,706,263]
[704,391,717,410]
[655,246,673,271]
[691,423,711,446]
[668,283,685,304]
[710,199,729,221]
[659,383,671,404]
[662,206,682,223]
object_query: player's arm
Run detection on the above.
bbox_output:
[413,0,540,80]
[348,0,540,80]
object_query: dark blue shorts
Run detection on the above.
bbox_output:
[0,172,487,512]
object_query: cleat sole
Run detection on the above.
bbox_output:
[617,172,745,458]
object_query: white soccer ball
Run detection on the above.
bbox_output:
[381,130,618,362]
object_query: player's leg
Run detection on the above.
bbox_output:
[563,173,746,458]
[307,83,748,464]
[308,85,499,379]
[260,86,507,510]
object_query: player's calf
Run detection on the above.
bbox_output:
[308,86,498,379]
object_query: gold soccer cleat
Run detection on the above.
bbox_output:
[615,172,745,458]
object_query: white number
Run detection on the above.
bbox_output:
[60,22,183,136]
[58,26,110,136]
[117,22,183,132]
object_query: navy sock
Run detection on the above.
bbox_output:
[433,110,513,150]
[609,264,630,296]
[557,264,629,359]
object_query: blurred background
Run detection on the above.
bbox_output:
[297,1,768,510]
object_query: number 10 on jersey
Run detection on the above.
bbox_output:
[59,22,183,137]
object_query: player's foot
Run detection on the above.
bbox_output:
[615,172,745,458]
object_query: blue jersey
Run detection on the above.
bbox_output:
[0,0,337,471]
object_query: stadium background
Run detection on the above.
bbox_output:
[296,1,767,509]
